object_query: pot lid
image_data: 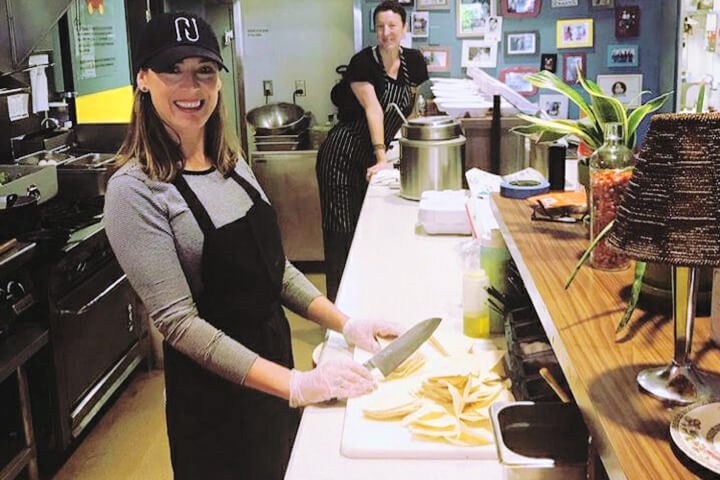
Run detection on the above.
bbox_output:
[407,115,457,126]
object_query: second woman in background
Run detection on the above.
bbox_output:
[316,0,429,301]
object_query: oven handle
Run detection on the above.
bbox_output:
[59,274,128,316]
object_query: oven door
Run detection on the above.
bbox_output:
[55,260,140,429]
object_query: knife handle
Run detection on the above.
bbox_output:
[362,359,374,370]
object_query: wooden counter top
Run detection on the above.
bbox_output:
[491,193,720,480]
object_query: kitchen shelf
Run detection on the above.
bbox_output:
[491,193,719,480]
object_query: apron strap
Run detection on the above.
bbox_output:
[228,170,263,203]
[172,173,216,234]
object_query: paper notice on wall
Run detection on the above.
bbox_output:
[401,33,412,49]
[29,68,49,113]
[7,93,30,121]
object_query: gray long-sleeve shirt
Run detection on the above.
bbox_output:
[104,158,322,385]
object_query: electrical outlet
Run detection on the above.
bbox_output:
[262,80,273,97]
[294,80,306,96]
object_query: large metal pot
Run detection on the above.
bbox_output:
[398,135,465,200]
[397,115,464,200]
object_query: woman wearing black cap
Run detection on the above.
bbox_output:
[104,12,403,479]
[317,1,429,301]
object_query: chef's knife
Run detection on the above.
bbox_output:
[363,317,441,377]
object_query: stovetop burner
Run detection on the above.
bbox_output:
[39,196,104,232]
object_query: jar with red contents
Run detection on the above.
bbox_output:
[589,123,634,270]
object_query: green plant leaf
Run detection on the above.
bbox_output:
[524,71,597,122]
[697,83,706,113]
[564,219,615,289]
[515,114,597,147]
[626,92,673,148]
[578,73,628,144]
[615,261,647,334]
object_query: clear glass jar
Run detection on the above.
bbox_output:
[589,122,634,271]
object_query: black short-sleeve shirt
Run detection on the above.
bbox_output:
[335,46,429,122]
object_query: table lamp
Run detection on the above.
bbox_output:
[607,113,720,404]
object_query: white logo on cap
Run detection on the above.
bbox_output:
[175,17,199,42]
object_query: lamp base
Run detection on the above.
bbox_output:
[637,362,720,405]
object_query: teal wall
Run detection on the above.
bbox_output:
[363,0,678,129]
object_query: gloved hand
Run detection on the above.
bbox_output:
[288,358,375,407]
[342,318,405,353]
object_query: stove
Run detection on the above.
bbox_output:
[5,194,150,468]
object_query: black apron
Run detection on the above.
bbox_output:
[163,170,299,480]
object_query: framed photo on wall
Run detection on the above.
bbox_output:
[540,53,558,72]
[539,94,569,119]
[607,44,638,67]
[456,0,496,37]
[485,16,504,41]
[369,10,375,32]
[411,11,430,37]
[498,66,538,96]
[615,6,640,38]
[596,74,643,107]
[398,0,415,5]
[590,0,614,8]
[501,0,541,18]
[563,53,586,84]
[417,0,452,10]
[504,31,539,56]
[461,40,498,68]
[556,18,593,48]
[552,0,578,6]
[420,46,451,72]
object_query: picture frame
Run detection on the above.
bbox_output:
[420,46,451,72]
[596,74,643,108]
[615,6,640,38]
[485,16,503,42]
[540,53,558,73]
[606,44,638,67]
[461,40,498,68]
[398,0,415,5]
[552,0,578,6]
[590,0,614,8]
[456,0,496,38]
[556,18,593,48]
[498,65,538,96]
[369,10,375,32]
[501,0,541,18]
[539,94,569,119]
[417,0,452,10]
[411,11,430,37]
[504,31,539,56]
[563,53,586,84]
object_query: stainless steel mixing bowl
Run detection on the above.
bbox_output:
[246,103,309,135]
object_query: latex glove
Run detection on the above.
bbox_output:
[288,358,375,407]
[342,318,405,353]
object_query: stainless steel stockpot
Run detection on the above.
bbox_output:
[398,135,465,201]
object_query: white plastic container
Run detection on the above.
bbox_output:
[417,190,471,235]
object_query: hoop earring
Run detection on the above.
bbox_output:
[139,86,149,93]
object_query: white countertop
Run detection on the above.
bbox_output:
[284,179,504,480]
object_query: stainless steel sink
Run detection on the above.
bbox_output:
[490,401,588,480]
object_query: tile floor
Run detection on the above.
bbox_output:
[51,273,327,480]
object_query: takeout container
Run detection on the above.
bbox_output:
[490,401,588,480]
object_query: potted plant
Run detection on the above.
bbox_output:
[510,68,673,333]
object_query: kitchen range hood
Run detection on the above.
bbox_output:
[0,0,74,77]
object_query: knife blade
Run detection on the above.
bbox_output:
[363,317,441,377]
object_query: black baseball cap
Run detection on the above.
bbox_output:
[135,12,228,73]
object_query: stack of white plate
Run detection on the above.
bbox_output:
[430,78,518,119]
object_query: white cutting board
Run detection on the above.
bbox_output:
[341,333,505,460]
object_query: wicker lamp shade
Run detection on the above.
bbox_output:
[607,113,720,267]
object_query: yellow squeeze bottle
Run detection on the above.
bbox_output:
[463,269,490,338]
